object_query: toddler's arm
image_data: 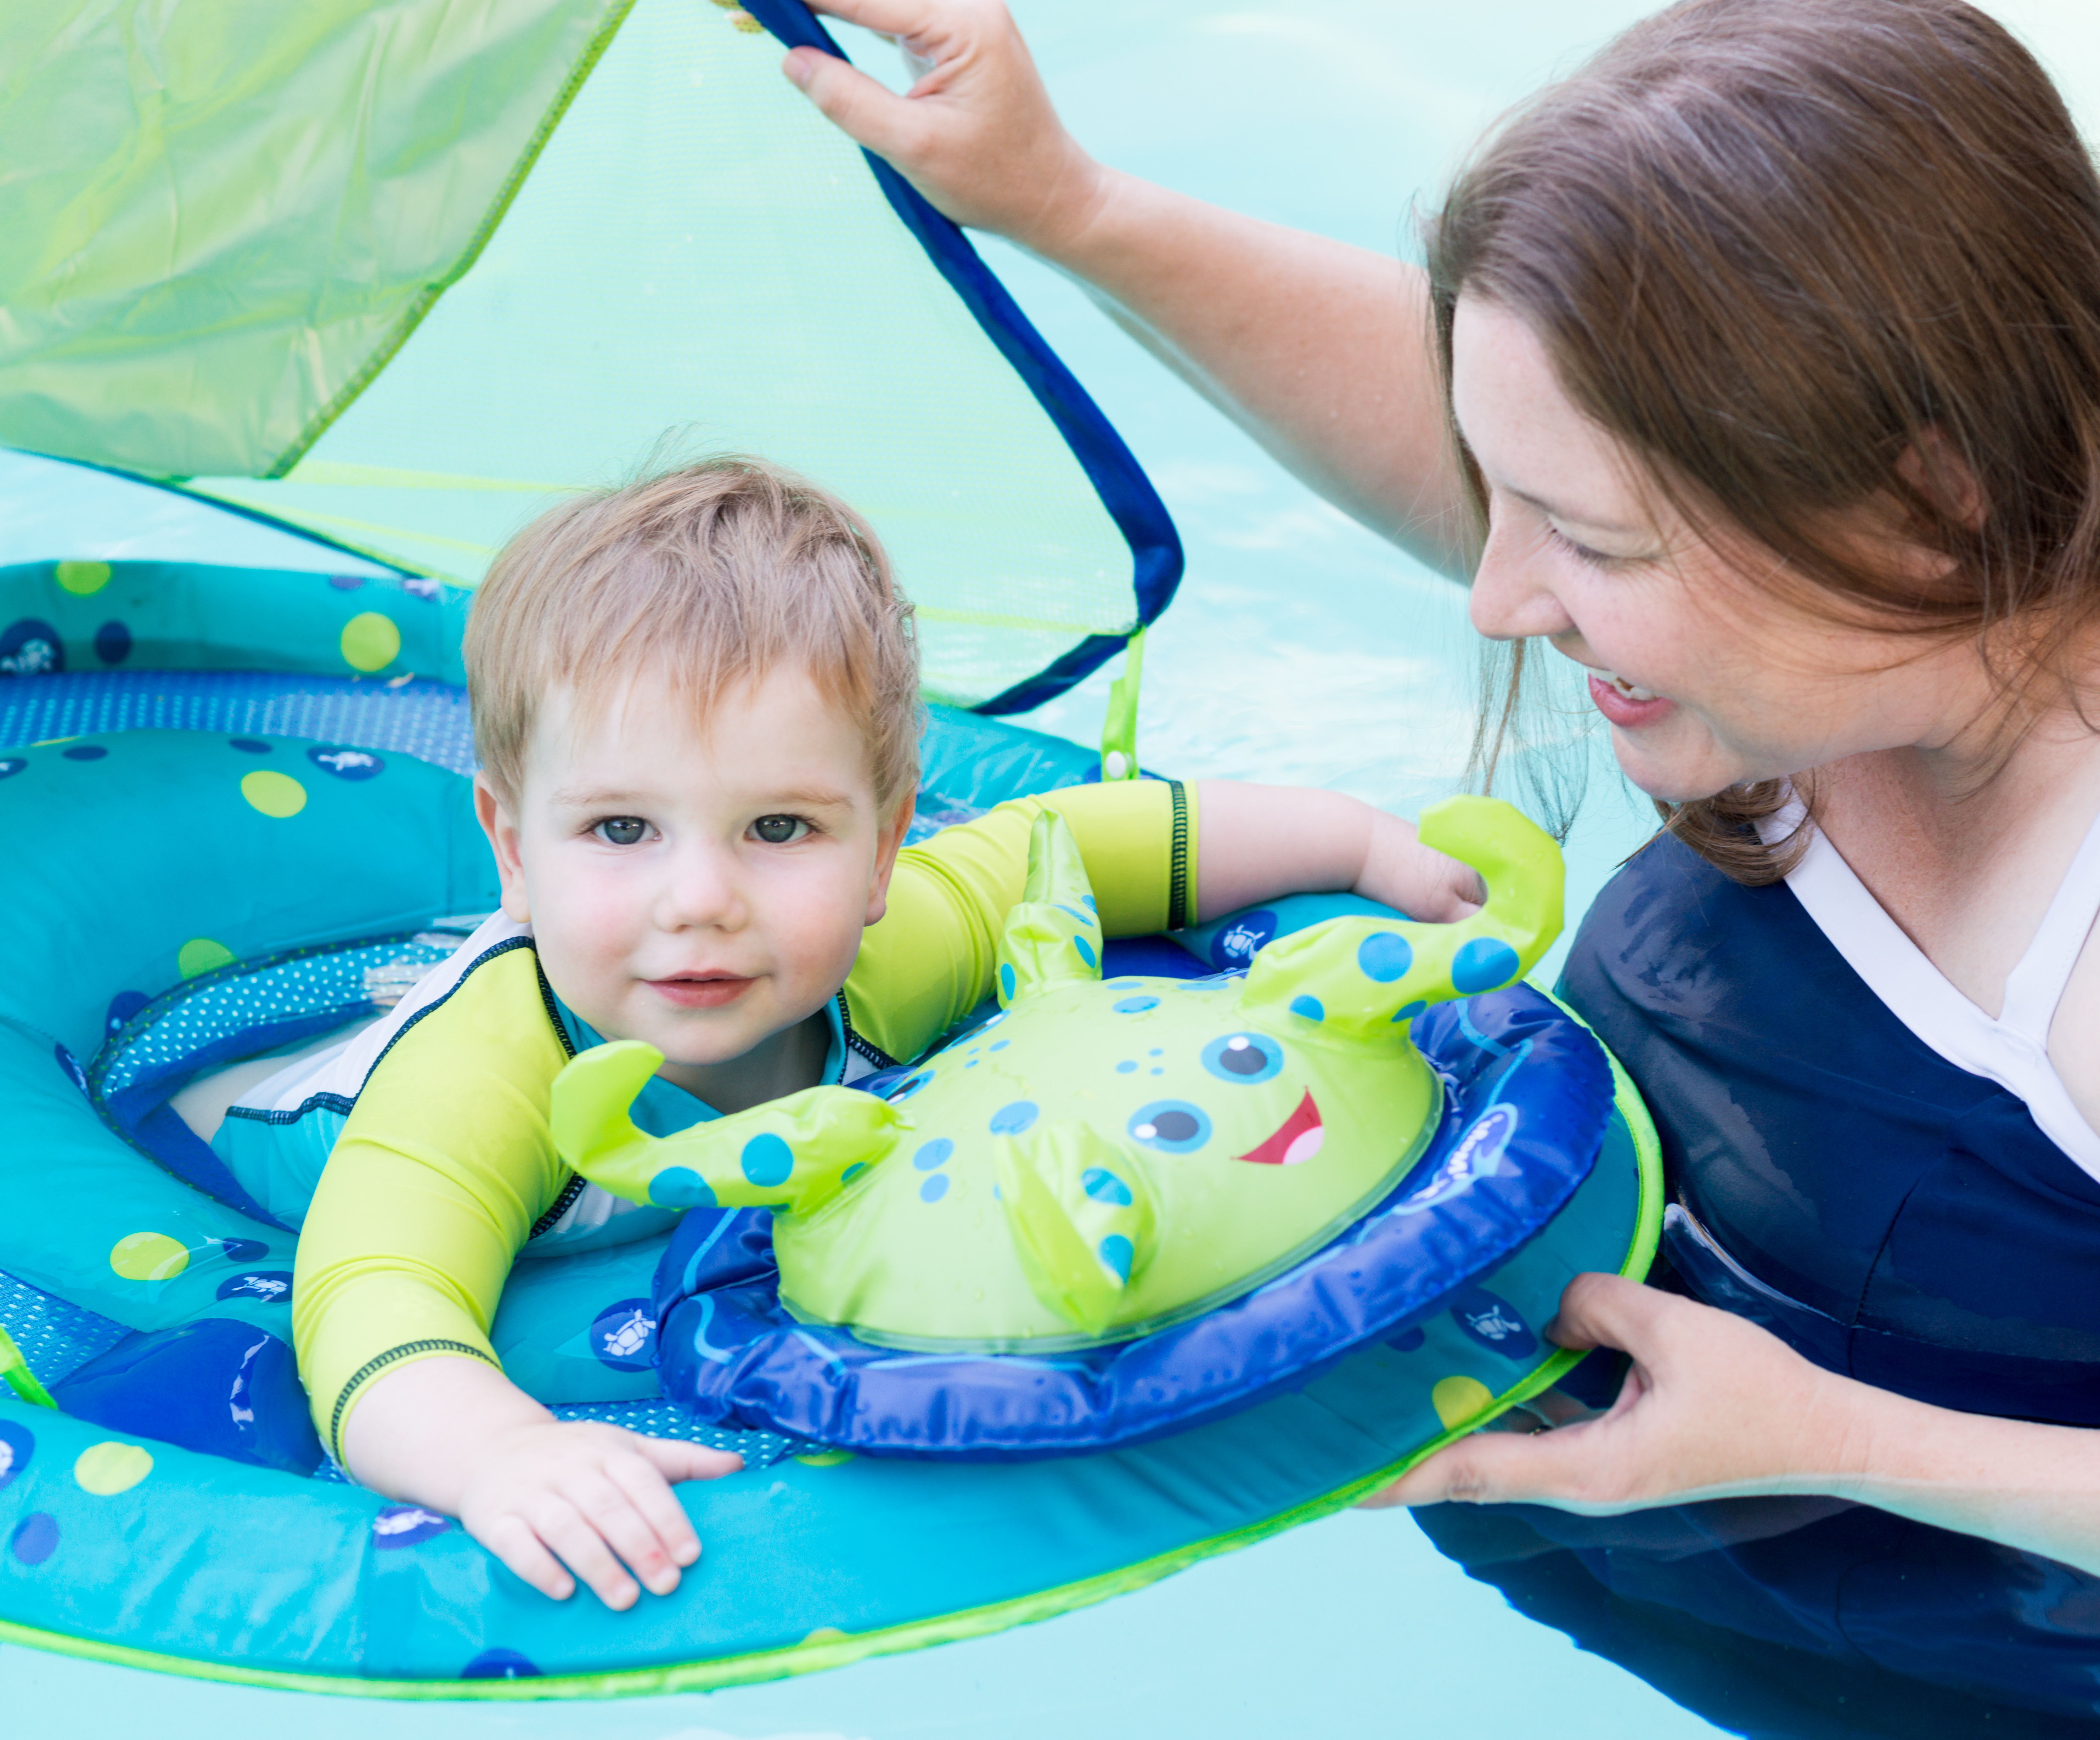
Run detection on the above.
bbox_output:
[1192,781,1484,922]
[292,942,741,1609]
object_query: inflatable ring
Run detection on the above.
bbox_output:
[0,657,1660,1695]
[652,981,1622,1457]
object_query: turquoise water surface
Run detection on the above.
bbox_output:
[6,3,2100,1734]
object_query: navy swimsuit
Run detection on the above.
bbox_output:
[1431,820,2100,1727]
[1562,826,2100,1425]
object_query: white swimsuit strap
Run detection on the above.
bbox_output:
[1999,801,2100,1044]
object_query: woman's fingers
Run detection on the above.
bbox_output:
[1543,1269,1676,1356]
[778,0,1102,251]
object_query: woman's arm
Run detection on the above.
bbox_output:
[786,0,1470,569]
[1366,1273,2100,1576]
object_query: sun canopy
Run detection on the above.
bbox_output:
[0,0,1180,712]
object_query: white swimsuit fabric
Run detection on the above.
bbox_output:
[1761,797,2100,1183]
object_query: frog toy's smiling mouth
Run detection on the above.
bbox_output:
[1235,1091,1324,1166]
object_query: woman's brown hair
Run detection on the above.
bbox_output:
[1427,0,2100,881]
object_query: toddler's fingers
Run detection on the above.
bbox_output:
[477,1510,576,1601]
[635,1435,744,1485]
[569,1467,686,1598]
[606,1449,704,1569]
[530,1496,642,1611]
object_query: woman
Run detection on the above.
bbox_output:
[781,0,2100,1581]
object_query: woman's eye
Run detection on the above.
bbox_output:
[751,814,809,845]
[597,817,647,846]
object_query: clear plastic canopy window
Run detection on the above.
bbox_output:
[0,0,1181,714]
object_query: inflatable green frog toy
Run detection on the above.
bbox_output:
[551,795,1561,1352]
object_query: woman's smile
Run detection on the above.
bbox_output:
[1583,666,1674,730]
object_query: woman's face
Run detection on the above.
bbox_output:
[1451,294,1983,802]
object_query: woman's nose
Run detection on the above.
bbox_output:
[1468,518,1578,643]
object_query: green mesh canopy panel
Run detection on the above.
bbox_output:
[0,0,1180,712]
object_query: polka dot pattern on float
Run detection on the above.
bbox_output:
[108,1232,189,1281]
[0,1419,34,1489]
[1452,937,1522,995]
[913,1139,952,1171]
[998,963,1016,1001]
[372,1504,451,1548]
[240,769,308,818]
[228,737,271,754]
[9,1513,57,1566]
[1431,1374,1495,1431]
[54,559,111,595]
[1073,934,1097,967]
[61,744,106,761]
[801,1626,850,1646]
[988,1101,1037,1136]
[339,611,401,673]
[1357,932,1414,983]
[1449,1286,1538,1359]
[741,1134,794,1188]
[93,620,131,665]
[0,758,24,780]
[1289,995,1324,1023]
[74,1440,152,1495]
[1112,995,1158,1014]
[461,1649,541,1680]
[1386,1324,1427,1354]
[919,1173,950,1203]
[793,1448,853,1467]
[103,989,148,1035]
[1081,1167,1132,1206]
[175,937,235,980]
[97,937,452,1106]
[648,1166,715,1209]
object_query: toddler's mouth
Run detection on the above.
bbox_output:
[649,972,755,1010]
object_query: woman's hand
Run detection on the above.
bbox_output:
[786,0,1108,254]
[1363,1274,1870,1514]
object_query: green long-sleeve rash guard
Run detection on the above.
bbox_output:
[291,779,1197,1461]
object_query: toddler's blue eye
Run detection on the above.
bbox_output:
[1201,1033,1282,1083]
[752,814,808,845]
[1128,1100,1211,1153]
[598,817,646,846]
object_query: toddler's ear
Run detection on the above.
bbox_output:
[473,772,532,923]
[862,795,915,927]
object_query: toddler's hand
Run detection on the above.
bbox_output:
[455,1418,742,1609]
[1357,810,1485,922]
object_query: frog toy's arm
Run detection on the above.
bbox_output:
[997,1123,1158,1336]
[1240,796,1563,1046]
[548,1039,905,1213]
[996,809,1104,1006]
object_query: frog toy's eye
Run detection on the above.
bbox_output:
[1201,1033,1282,1084]
[1127,1100,1212,1153]
[598,817,646,846]
[752,814,809,845]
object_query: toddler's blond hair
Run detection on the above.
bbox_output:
[466,457,920,812]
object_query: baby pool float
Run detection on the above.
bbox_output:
[0,618,1659,1694]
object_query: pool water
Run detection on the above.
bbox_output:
[7,2,2100,1734]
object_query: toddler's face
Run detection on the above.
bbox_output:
[475,663,907,1086]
